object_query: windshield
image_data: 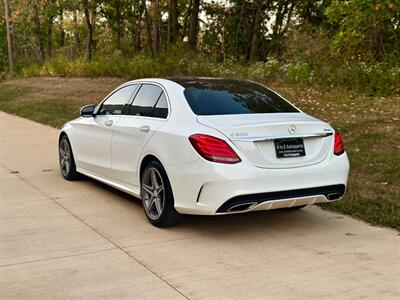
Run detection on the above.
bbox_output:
[177,78,299,116]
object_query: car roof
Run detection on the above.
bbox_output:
[165,77,251,88]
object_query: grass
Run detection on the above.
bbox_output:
[0,96,77,128]
[0,86,77,128]
[0,77,399,230]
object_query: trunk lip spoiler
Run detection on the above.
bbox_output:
[230,132,333,142]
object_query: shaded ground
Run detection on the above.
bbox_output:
[0,77,399,229]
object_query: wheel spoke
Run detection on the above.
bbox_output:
[63,160,69,172]
[154,197,162,215]
[143,196,150,209]
[155,185,164,196]
[142,183,154,196]
[150,169,159,189]
[147,196,156,212]
[60,141,70,159]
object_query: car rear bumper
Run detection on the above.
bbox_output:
[166,152,349,215]
[215,184,345,213]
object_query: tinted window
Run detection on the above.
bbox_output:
[152,93,168,118]
[130,84,163,117]
[181,79,298,115]
[98,85,137,115]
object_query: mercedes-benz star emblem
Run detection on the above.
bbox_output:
[288,125,296,134]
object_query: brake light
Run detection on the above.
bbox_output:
[334,132,345,155]
[189,134,241,164]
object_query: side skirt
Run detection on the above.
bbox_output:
[77,167,141,199]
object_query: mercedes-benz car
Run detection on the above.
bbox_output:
[59,77,349,227]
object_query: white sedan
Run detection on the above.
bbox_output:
[59,77,349,227]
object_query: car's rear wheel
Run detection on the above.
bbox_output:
[59,135,80,180]
[141,161,181,227]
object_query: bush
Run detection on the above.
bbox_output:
[17,44,399,96]
[285,62,313,84]
[248,58,281,81]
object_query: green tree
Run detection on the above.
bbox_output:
[325,0,400,60]
[0,13,8,77]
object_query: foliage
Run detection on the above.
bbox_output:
[325,0,400,61]
[20,46,400,96]
[0,0,398,95]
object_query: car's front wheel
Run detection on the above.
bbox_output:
[59,135,80,180]
[141,161,181,227]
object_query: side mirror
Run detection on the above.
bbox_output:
[80,104,96,117]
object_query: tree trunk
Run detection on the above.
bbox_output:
[134,0,145,51]
[83,0,94,62]
[144,1,154,56]
[59,8,65,47]
[33,1,46,64]
[273,0,293,38]
[188,0,200,51]
[234,1,245,53]
[73,10,80,56]
[221,7,226,62]
[151,0,160,54]
[182,0,192,41]
[47,17,53,58]
[248,3,262,62]
[3,0,14,77]
[280,1,294,37]
[115,4,122,50]
[272,1,284,39]
[168,0,178,45]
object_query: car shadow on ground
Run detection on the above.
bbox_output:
[82,175,335,237]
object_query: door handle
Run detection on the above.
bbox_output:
[139,125,150,133]
[104,120,113,127]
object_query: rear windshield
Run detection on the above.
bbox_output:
[181,79,299,115]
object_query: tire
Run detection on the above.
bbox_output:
[284,205,307,210]
[141,161,181,227]
[59,135,81,181]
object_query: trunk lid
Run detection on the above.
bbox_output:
[197,113,334,169]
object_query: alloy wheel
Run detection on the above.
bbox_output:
[59,139,71,177]
[142,167,165,220]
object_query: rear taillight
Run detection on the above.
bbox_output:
[189,134,241,164]
[334,132,345,155]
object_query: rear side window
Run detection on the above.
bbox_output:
[152,93,168,118]
[129,84,168,118]
[130,84,162,117]
[182,80,298,115]
[98,85,137,115]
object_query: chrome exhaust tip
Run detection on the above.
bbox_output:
[326,193,343,201]
[227,202,258,213]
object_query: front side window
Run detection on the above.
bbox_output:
[97,85,137,116]
[181,79,299,115]
[129,84,168,118]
